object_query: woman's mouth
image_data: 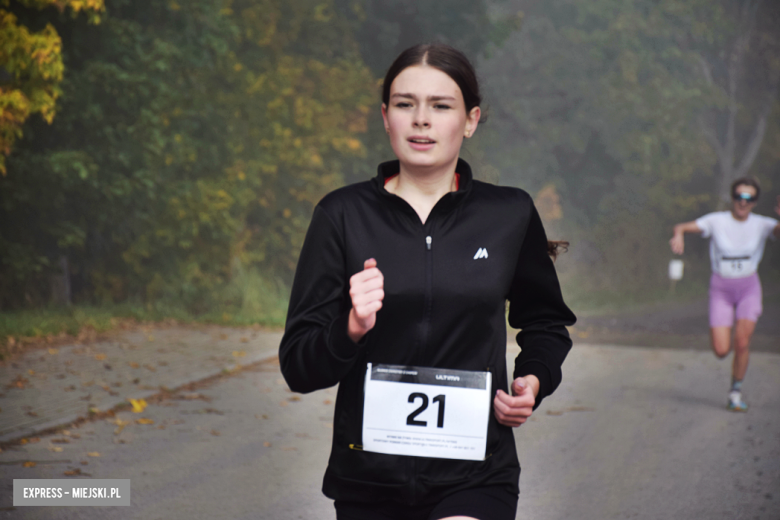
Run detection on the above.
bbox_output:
[408,137,436,151]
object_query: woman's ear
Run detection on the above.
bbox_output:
[464,106,481,138]
[381,103,389,134]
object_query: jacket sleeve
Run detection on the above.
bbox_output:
[279,205,366,393]
[508,201,576,409]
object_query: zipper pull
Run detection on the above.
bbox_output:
[426,236,432,250]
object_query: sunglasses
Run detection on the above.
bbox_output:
[732,192,758,203]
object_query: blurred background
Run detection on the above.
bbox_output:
[1,0,778,346]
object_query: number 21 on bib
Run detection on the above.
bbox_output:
[362,363,492,461]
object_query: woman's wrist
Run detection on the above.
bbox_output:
[347,309,368,344]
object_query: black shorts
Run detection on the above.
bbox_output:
[334,485,518,520]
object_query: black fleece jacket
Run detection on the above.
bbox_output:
[279,158,576,505]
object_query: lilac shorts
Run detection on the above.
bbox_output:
[709,272,763,328]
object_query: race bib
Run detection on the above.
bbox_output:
[362,363,492,461]
[719,256,751,277]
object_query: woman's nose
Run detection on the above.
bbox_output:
[413,108,430,128]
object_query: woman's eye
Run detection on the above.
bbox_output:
[434,104,451,110]
[395,102,412,108]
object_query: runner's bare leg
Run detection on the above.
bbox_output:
[732,319,757,381]
[710,326,731,359]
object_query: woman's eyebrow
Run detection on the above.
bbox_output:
[391,93,457,101]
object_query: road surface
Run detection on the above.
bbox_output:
[1,341,778,519]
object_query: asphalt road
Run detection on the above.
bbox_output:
[565,295,780,354]
[2,342,779,519]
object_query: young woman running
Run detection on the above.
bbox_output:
[670,178,780,411]
[280,43,576,520]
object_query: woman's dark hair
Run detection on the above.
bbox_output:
[731,177,760,200]
[547,240,569,261]
[382,43,482,116]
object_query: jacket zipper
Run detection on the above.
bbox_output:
[412,234,435,503]
[421,234,434,362]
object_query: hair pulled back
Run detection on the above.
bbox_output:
[382,43,482,116]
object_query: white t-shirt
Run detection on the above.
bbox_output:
[696,211,778,278]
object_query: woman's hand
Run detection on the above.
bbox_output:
[669,231,685,255]
[493,375,539,427]
[347,258,384,343]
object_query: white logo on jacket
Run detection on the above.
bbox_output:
[473,248,488,260]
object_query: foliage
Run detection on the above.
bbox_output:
[0,0,104,174]
[1,0,516,315]
[1,0,374,310]
[479,0,780,294]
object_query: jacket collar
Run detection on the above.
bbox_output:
[372,158,474,211]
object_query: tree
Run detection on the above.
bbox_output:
[0,0,374,309]
[695,0,780,204]
[0,0,104,174]
[478,0,779,292]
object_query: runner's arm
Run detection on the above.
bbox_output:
[508,201,576,411]
[774,195,780,238]
[670,221,703,255]
[279,205,366,394]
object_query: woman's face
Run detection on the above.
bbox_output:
[732,184,758,220]
[382,65,480,173]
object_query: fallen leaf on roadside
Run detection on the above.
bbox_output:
[210,429,220,436]
[136,418,155,425]
[94,354,106,361]
[29,437,40,443]
[565,406,595,413]
[263,441,271,447]
[23,461,36,467]
[181,392,201,400]
[289,396,300,402]
[219,333,228,340]
[147,335,155,342]
[110,419,130,435]
[281,446,297,452]
[323,399,332,405]
[48,348,59,355]
[240,337,249,343]
[49,446,64,453]
[129,398,148,413]
[143,364,157,372]
[87,452,100,457]
[10,375,29,389]
[279,401,288,407]
[64,468,91,476]
[51,438,70,444]
[232,350,246,358]
[128,362,140,368]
